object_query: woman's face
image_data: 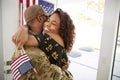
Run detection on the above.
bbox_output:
[43,13,60,34]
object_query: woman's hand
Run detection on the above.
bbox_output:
[62,60,70,71]
[12,25,28,49]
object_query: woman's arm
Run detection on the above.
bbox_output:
[12,26,28,45]
[12,26,39,49]
[25,35,39,46]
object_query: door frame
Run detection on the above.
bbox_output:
[97,0,120,80]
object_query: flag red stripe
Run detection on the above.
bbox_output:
[26,0,30,8]
[13,69,19,77]
[14,70,21,80]
[15,74,21,80]
[33,0,35,5]
[19,0,23,3]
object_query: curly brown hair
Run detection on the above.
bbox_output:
[53,8,75,53]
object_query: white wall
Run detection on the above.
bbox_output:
[0,0,4,79]
[1,0,19,79]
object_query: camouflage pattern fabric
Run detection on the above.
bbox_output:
[11,46,73,80]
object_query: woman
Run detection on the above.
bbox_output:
[13,8,75,80]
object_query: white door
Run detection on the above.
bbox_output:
[112,14,120,80]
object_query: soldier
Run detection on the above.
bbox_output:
[12,5,74,80]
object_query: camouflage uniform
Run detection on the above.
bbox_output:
[11,46,73,80]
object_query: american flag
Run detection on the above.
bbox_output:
[19,0,54,25]
[38,0,54,15]
[11,54,34,80]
